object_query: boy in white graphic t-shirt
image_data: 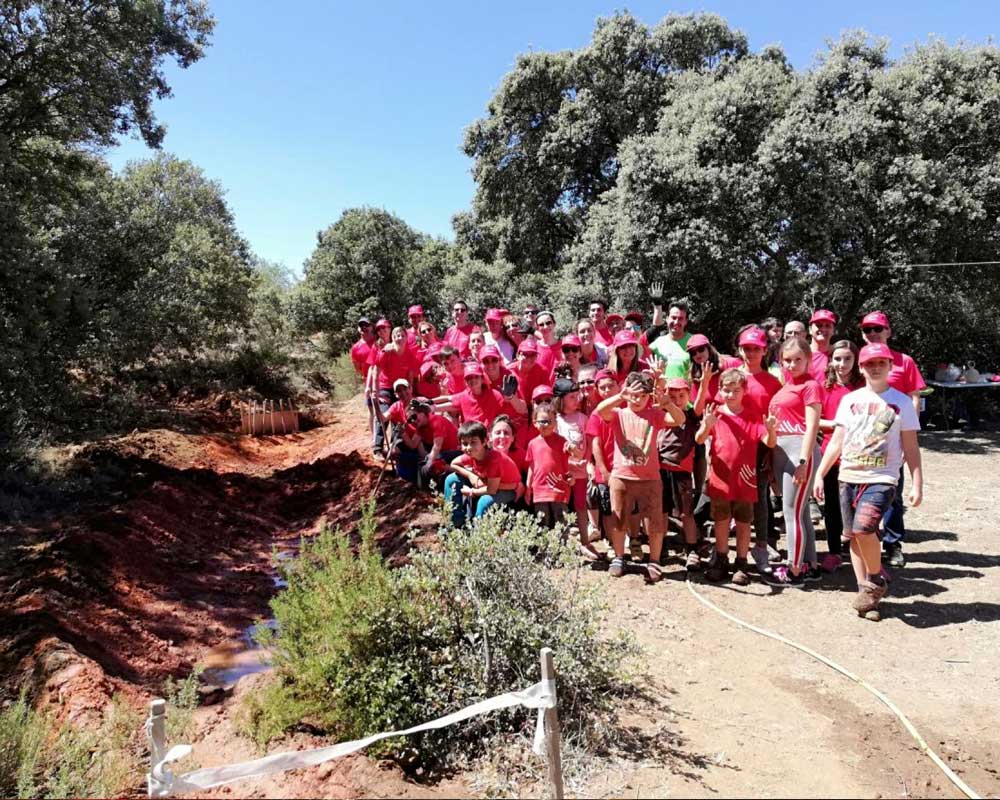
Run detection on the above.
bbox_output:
[813,343,923,621]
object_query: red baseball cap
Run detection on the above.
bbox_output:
[407,305,424,317]
[624,310,645,324]
[611,330,639,350]
[517,339,539,355]
[464,363,485,378]
[594,368,616,383]
[858,343,893,365]
[479,345,501,361]
[685,333,711,352]
[485,308,505,322]
[606,313,625,325]
[666,377,691,391]
[861,311,890,329]
[419,361,438,378]
[561,334,582,348]
[810,309,837,325]
[531,384,554,402]
[375,318,391,330]
[738,327,768,348]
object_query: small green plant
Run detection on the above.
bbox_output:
[0,689,47,798]
[243,501,639,769]
[163,666,204,745]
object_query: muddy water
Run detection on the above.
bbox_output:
[199,542,300,687]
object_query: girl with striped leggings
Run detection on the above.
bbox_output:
[766,338,823,588]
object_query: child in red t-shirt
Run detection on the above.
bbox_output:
[525,405,572,528]
[444,421,511,528]
[696,369,777,585]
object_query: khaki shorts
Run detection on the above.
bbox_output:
[609,476,665,536]
[710,497,753,524]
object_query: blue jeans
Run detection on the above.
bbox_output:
[882,467,906,547]
[444,473,516,528]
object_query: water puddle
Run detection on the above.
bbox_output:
[199,539,302,687]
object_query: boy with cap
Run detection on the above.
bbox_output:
[859,311,926,568]
[813,343,923,620]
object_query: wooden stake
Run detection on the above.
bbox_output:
[269,399,275,436]
[540,648,564,800]
[147,698,167,797]
[279,399,287,435]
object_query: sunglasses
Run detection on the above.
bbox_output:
[482,357,500,364]
[537,320,554,327]
[562,346,580,353]
[535,418,554,426]
[578,379,595,387]
[862,326,885,334]
[419,328,432,334]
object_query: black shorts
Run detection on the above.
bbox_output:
[587,480,612,515]
[661,469,694,517]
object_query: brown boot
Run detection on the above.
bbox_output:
[852,580,881,616]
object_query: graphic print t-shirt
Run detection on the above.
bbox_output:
[834,386,920,485]
[610,405,667,481]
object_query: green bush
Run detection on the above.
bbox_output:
[245,502,638,767]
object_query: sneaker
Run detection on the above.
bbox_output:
[608,556,625,578]
[751,543,771,574]
[821,553,844,572]
[706,553,730,583]
[731,558,750,586]
[767,543,782,562]
[885,544,906,568]
[809,498,822,523]
[685,549,702,571]
[764,565,806,589]
[805,565,823,583]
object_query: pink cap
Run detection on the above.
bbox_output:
[517,339,539,355]
[610,330,639,350]
[485,308,505,322]
[464,363,485,378]
[594,368,616,383]
[861,311,890,329]
[858,343,893,365]
[407,305,424,317]
[561,334,582,348]
[624,310,645,324]
[419,361,438,378]
[375,318,391,330]
[666,377,691,391]
[479,345,501,361]
[738,327,768,348]
[606,313,625,324]
[531,384,554,402]
[810,309,837,325]
[685,333,711,352]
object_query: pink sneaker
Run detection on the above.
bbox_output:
[821,553,843,573]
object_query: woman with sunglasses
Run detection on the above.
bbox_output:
[494,313,520,363]
[533,310,562,373]
[554,334,584,382]
[414,320,439,361]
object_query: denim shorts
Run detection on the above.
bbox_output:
[839,482,896,540]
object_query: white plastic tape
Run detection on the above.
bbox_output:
[152,679,556,796]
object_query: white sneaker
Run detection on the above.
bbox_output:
[751,543,772,574]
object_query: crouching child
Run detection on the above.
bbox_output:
[444,421,518,528]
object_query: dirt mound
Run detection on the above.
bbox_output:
[0,435,439,714]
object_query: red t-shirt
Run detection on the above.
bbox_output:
[509,362,549,405]
[526,432,571,503]
[820,381,862,454]
[888,349,927,395]
[594,326,614,347]
[374,347,420,391]
[610,405,667,481]
[494,451,522,489]
[442,370,465,395]
[810,349,830,382]
[707,408,765,503]
[386,400,408,425]
[449,388,508,426]
[536,341,562,373]
[443,324,475,358]
[769,375,822,436]
[743,370,783,419]
[613,357,650,386]
[502,445,528,475]
[453,449,505,484]
[351,338,375,377]
[415,414,460,451]
[416,376,442,399]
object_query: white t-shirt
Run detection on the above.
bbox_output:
[834,386,920,485]
[557,411,590,478]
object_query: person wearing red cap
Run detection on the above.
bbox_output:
[605,313,625,337]
[533,310,562,372]
[480,346,525,415]
[594,370,686,582]
[657,377,703,570]
[576,318,609,367]
[766,337,823,587]
[697,370,779,585]
[415,360,444,399]
[859,311,926,568]
[608,330,648,385]
[433,362,512,428]
[554,334,584,382]
[443,300,476,358]
[588,300,614,347]
[813,342,923,620]
[369,326,420,460]
[808,309,838,381]
[405,305,425,348]
[374,318,392,347]
[732,326,784,572]
[647,299,693,379]
[509,339,549,408]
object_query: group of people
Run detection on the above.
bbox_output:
[350,289,926,620]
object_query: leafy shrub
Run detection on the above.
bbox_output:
[245,502,638,767]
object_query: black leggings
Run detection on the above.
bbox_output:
[822,462,843,556]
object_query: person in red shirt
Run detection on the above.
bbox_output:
[443,421,514,526]
[415,360,443,399]
[696,370,778,585]
[808,309,837,381]
[468,327,486,361]
[767,338,824,587]
[443,300,476,357]
[433,363,512,427]
[533,310,562,372]
[368,326,420,459]
[731,326,784,573]
[509,339,548,407]
[607,330,648,385]
[374,318,392,347]
[688,334,723,415]
[588,300,614,347]
[606,313,626,337]
[405,305,425,348]
[351,317,379,451]
[413,319,438,361]
[525,405,572,528]
[577,363,600,413]
[400,398,461,487]
[553,334,584,382]
[483,308,506,348]
[818,340,863,565]
[576,318,609,367]
[594,370,686,582]
[439,346,466,395]
[586,369,621,546]
[859,310,927,568]
[489,415,526,500]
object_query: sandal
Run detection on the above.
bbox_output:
[609,556,625,578]
[578,542,601,562]
[646,562,663,583]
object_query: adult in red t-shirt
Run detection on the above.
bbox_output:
[533,310,562,373]
[588,300,614,347]
[434,364,511,427]
[508,340,549,407]
[405,304,425,348]
[350,317,378,378]
[443,300,476,357]
[808,309,837,382]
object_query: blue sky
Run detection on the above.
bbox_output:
[106,1,1000,276]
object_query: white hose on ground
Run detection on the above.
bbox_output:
[684,579,981,800]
